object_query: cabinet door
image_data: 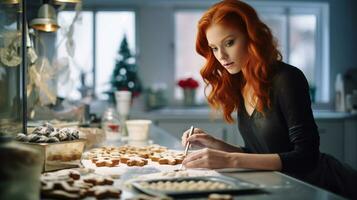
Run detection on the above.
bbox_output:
[316,120,344,160]
[344,119,357,169]
[225,124,244,146]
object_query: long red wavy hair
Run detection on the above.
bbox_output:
[196,0,282,123]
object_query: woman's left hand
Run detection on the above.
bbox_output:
[182,148,237,169]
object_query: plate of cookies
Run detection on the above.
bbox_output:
[130,175,260,197]
[81,144,186,176]
[40,169,122,199]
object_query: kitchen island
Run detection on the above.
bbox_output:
[130,107,357,170]
[119,125,345,200]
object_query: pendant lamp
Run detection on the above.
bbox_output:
[29,3,60,32]
[54,0,81,3]
[0,0,20,4]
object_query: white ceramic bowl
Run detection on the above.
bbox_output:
[125,120,152,141]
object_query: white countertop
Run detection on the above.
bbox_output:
[130,107,357,121]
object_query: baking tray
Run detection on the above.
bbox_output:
[131,175,260,196]
[18,139,86,172]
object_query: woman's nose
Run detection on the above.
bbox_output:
[218,49,228,60]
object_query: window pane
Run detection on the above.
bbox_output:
[176,7,325,104]
[260,14,288,62]
[174,11,206,103]
[56,11,93,100]
[289,15,316,86]
[96,11,135,99]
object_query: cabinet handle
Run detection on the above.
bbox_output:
[222,128,228,141]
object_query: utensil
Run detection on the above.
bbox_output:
[177,126,194,171]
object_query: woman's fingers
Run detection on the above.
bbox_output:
[185,135,208,148]
[187,133,213,147]
[182,148,207,165]
[189,141,205,148]
[181,128,193,146]
[182,148,229,169]
[181,129,189,146]
[184,156,206,168]
[188,133,211,142]
[183,148,216,168]
[181,128,206,146]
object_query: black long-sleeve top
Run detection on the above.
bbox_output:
[237,61,320,174]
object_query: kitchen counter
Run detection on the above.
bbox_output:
[129,106,357,171]
[119,125,346,200]
[131,107,357,121]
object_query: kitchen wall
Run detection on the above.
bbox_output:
[23,0,357,169]
[302,0,357,104]
[83,0,357,105]
[28,0,357,105]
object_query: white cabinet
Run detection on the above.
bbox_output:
[139,109,357,169]
[315,120,344,160]
[315,118,357,169]
[225,124,245,146]
[344,119,357,169]
[155,117,355,167]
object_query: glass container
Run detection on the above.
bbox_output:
[101,106,122,142]
[0,0,26,136]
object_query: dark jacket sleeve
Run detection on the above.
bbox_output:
[241,146,252,153]
[275,66,320,173]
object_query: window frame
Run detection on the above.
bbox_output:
[58,6,138,99]
[60,1,330,106]
[173,1,329,105]
[254,2,330,104]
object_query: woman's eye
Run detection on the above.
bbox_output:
[226,40,234,47]
[211,47,218,52]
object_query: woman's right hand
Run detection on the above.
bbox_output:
[181,128,224,150]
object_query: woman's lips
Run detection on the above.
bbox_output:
[223,62,234,68]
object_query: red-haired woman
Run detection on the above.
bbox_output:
[181,0,356,198]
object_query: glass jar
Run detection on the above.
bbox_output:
[0,0,26,137]
[101,107,122,142]
[0,137,43,200]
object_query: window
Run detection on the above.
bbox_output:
[174,2,329,103]
[96,12,135,99]
[56,11,93,99]
[289,15,316,87]
[56,10,135,100]
[174,11,205,103]
[258,3,329,103]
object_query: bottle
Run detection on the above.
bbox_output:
[101,107,121,142]
[346,94,352,112]
[335,73,346,112]
[351,90,357,114]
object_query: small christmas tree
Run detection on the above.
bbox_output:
[108,35,142,103]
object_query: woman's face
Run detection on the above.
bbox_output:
[206,24,248,74]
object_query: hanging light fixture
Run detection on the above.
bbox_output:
[29,3,60,32]
[0,0,20,4]
[53,0,81,3]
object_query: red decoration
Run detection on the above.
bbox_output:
[177,77,199,89]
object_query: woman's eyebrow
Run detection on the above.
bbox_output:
[208,34,235,47]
